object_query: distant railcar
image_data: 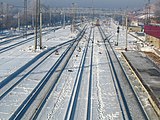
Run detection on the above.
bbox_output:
[95,19,100,26]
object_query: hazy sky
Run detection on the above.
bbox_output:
[0,0,156,9]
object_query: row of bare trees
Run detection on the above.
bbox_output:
[154,0,160,16]
[152,0,160,23]
[0,2,72,33]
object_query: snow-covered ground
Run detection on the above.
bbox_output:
[0,20,158,120]
[0,26,77,119]
[0,26,76,82]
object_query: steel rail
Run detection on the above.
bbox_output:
[9,27,86,120]
[87,28,94,120]
[0,27,61,45]
[64,28,92,120]
[0,27,60,54]
[98,26,149,120]
[0,38,77,100]
[0,27,84,92]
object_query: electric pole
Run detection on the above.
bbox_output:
[49,8,52,26]
[92,0,94,25]
[34,0,42,50]
[40,11,42,49]
[71,3,75,32]
[35,0,38,50]
[0,2,3,33]
[38,0,42,49]
[63,9,66,29]
[32,9,34,28]
[6,4,9,29]
[148,0,150,24]
[24,0,27,38]
[125,13,128,51]
[18,12,20,31]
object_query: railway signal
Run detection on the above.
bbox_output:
[115,26,120,46]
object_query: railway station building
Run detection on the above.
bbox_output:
[144,25,160,49]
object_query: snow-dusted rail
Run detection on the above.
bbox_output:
[0,27,60,54]
[0,38,77,100]
[64,28,93,120]
[7,27,86,120]
[98,26,149,120]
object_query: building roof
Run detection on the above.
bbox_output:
[144,25,160,39]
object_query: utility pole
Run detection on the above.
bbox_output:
[92,0,94,25]
[18,12,20,31]
[49,8,52,26]
[35,0,38,50]
[38,0,42,49]
[63,9,66,29]
[32,12,34,28]
[71,3,75,32]
[0,2,3,33]
[24,0,27,38]
[125,13,128,51]
[6,4,9,29]
[40,12,42,49]
[148,0,150,24]
[34,0,42,50]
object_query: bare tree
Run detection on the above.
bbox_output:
[155,0,160,17]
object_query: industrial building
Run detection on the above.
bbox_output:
[144,25,160,49]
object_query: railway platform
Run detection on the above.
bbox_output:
[122,51,160,114]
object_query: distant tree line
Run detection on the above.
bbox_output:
[0,2,73,33]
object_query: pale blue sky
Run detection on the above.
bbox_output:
[0,0,156,9]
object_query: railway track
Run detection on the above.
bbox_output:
[64,27,93,120]
[1,24,156,120]
[0,27,86,119]
[0,27,60,54]
[34,26,151,119]
[0,38,78,100]
[9,27,86,120]
[98,26,149,120]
